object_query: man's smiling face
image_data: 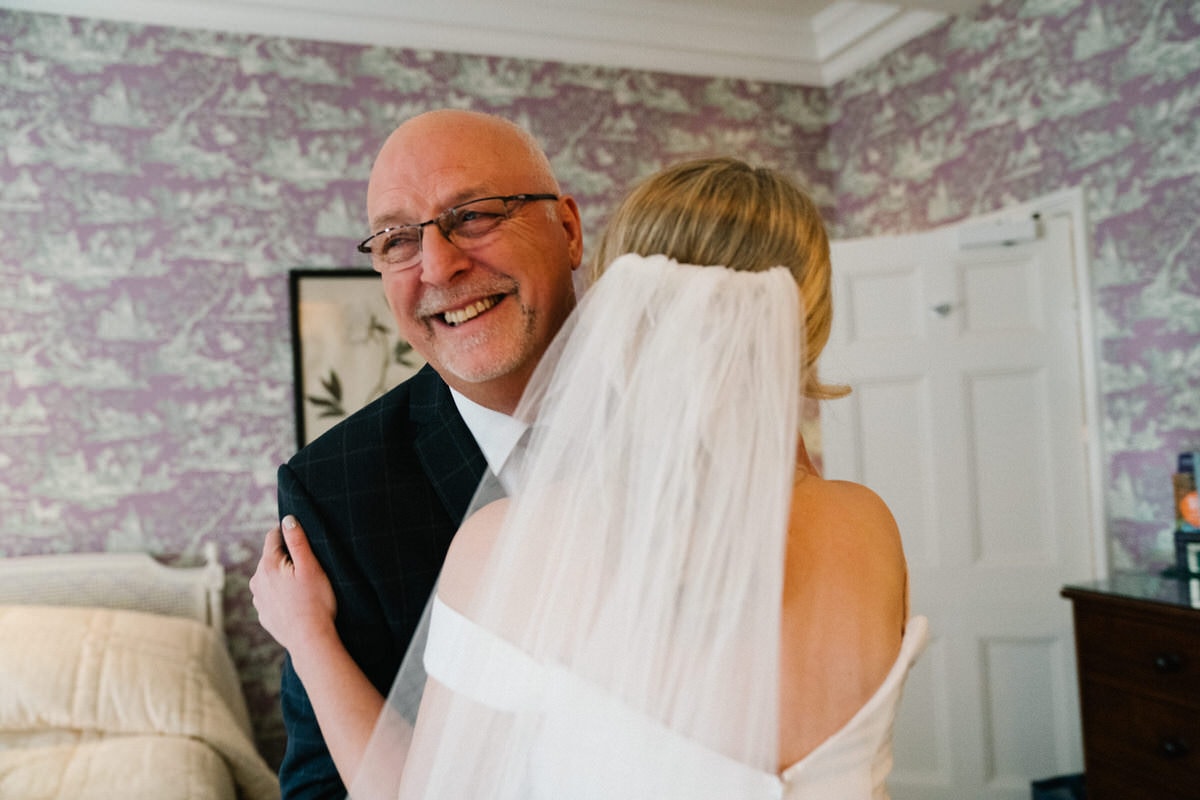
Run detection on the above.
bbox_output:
[365,111,583,414]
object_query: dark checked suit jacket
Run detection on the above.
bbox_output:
[275,364,487,799]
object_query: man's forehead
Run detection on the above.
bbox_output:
[366,128,541,226]
[367,178,496,228]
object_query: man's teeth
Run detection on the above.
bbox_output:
[443,296,498,326]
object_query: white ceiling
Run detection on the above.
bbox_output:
[4,0,985,85]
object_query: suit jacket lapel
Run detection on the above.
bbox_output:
[409,365,488,524]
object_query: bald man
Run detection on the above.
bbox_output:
[257,110,584,799]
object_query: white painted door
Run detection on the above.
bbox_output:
[822,200,1102,800]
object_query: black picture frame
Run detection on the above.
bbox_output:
[289,268,425,448]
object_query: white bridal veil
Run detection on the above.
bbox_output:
[351,254,804,799]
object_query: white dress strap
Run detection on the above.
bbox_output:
[423,596,544,713]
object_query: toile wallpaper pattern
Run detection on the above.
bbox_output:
[827,0,1200,572]
[1,0,1197,764]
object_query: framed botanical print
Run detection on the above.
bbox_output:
[289,269,425,447]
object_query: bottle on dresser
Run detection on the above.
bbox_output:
[1173,451,1200,575]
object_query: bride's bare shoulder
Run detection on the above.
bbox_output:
[787,474,907,596]
[792,473,899,534]
[457,498,512,540]
[440,499,511,609]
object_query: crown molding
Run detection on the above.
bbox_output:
[1,0,957,86]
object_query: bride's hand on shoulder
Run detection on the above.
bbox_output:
[250,515,338,653]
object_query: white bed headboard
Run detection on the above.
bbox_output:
[0,542,225,633]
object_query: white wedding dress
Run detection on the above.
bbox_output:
[425,597,929,800]
[353,255,928,800]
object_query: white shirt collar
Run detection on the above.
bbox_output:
[449,388,528,479]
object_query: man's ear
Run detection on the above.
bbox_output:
[558,195,585,270]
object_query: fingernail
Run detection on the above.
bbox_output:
[282,515,297,530]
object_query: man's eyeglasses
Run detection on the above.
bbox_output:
[357,193,559,271]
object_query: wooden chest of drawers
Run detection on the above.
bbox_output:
[1062,576,1200,800]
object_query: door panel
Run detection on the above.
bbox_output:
[824,210,1098,799]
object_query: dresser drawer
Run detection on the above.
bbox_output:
[1085,762,1199,800]
[1079,676,1200,784]
[1072,603,1200,707]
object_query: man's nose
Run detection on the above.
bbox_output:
[417,224,470,285]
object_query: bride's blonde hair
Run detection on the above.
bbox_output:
[590,157,848,400]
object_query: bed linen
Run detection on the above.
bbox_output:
[0,605,279,800]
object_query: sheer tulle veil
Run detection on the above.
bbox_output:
[350,254,804,799]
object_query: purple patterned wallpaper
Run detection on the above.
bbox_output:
[2,0,1197,765]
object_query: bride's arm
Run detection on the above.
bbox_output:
[779,477,908,768]
[250,516,387,789]
[251,499,512,795]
